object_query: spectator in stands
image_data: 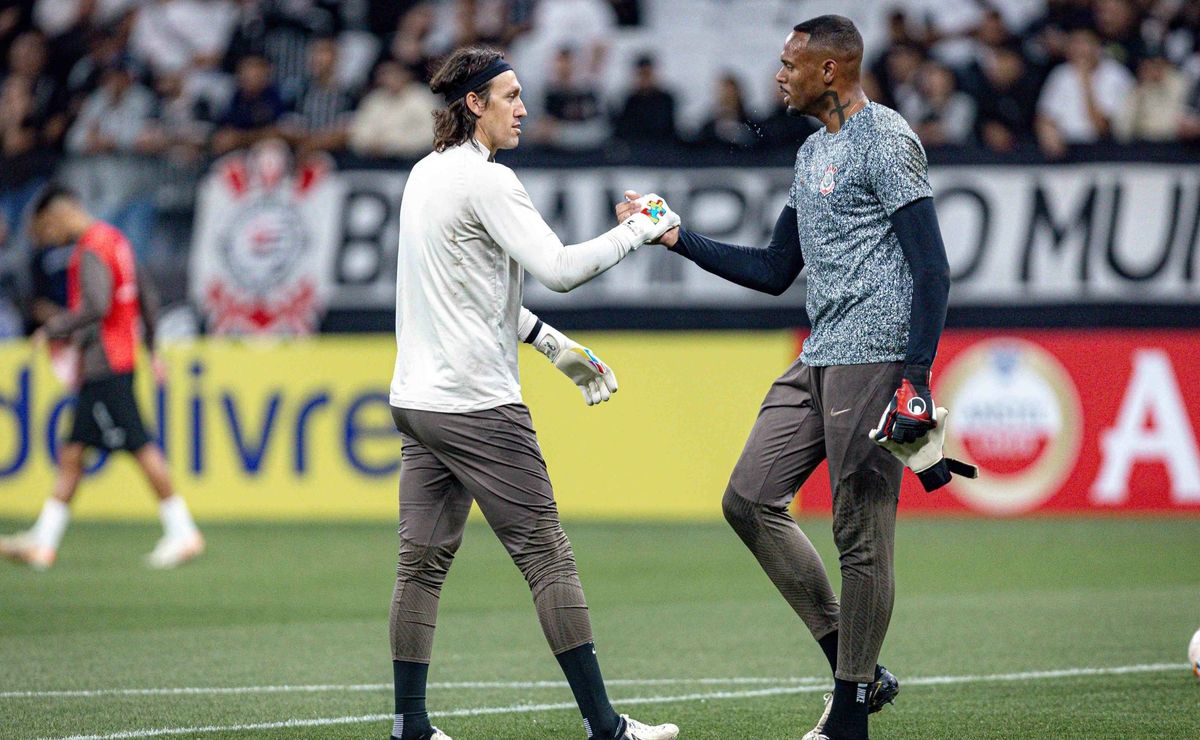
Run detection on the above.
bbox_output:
[3,30,67,148]
[611,54,677,146]
[902,62,979,146]
[65,60,159,155]
[383,3,442,83]
[281,35,353,154]
[1162,2,1200,69]
[903,60,976,147]
[694,72,757,150]
[973,44,1041,152]
[65,28,129,118]
[1094,0,1150,71]
[1,76,56,251]
[1027,0,1095,65]
[151,70,215,161]
[31,0,138,39]
[212,53,285,154]
[222,0,330,104]
[874,42,924,116]
[1035,27,1134,158]
[1115,53,1190,142]
[348,58,436,157]
[450,0,531,49]
[973,8,1015,52]
[221,0,270,69]
[864,8,920,107]
[534,46,608,151]
[128,0,237,79]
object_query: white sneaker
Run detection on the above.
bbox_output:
[620,714,679,740]
[0,530,56,570]
[800,692,833,740]
[145,532,205,569]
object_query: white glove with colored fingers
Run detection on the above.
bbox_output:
[619,193,681,247]
[525,319,618,406]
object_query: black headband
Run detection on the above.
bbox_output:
[442,58,513,105]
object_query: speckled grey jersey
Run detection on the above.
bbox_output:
[789,102,932,366]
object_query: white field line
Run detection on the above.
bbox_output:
[1,676,823,700]
[41,662,1184,740]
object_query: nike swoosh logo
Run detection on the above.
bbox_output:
[830,408,852,417]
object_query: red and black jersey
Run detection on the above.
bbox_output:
[48,221,157,380]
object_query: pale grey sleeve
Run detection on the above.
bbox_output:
[470,165,640,293]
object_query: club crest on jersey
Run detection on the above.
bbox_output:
[641,199,667,224]
[819,164,837,196]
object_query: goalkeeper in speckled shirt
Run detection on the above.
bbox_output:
[618,14,974,740]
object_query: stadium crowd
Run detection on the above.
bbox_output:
[2,0,1200,335]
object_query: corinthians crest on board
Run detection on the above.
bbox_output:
[190,140,343,335]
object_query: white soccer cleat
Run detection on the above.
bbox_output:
[619,714,679,740]
[0,530,56,570]
[144,532,205,569]
[430,729,452,740]
[800,692,834,740]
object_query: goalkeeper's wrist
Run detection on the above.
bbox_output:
[525,320,568,363]
[902,363,931,386]
[612,213,653,252]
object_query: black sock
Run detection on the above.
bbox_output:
[555,642,622,739]
[392,660,432,740]
[824,677,869,740]
[818,631,839,675]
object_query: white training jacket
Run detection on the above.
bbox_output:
[390,140,642,413]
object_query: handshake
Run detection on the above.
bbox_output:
[615,190,682,248]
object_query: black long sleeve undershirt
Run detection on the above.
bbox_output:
[891,197,949,369]
[672,205,804,297]
[671,197,949,369]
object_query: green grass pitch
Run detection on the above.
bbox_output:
[2,516,1198,739]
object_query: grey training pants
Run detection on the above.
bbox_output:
[389,403,593,663]
[722,359,904,682]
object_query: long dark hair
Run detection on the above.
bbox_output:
[428,46,505,152]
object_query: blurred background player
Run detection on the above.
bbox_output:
[618,14,955,740]
[0,186,202,571]
[386,46,679,740]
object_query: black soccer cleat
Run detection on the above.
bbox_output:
[868,665,900,714]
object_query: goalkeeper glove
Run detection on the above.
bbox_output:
[619,193,681,247]
[528,322,618,406]
[873,364,937,444]
[870,406,978,492]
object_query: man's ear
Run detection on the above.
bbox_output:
[822,58,837,85]
[465,91,486,117]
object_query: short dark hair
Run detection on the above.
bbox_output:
[793,15,864,61]
[32,184,79,216]
[429,46,506,152]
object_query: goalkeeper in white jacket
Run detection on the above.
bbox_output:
[385,46,680,740]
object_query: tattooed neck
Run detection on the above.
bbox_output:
[816,90,863,130]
